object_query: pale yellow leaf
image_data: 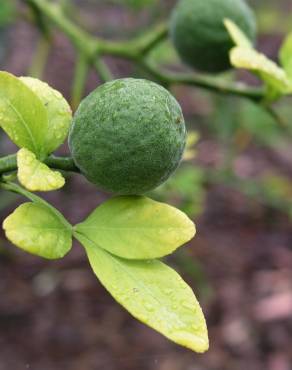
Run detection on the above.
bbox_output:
[17,148,65,191]
[230,46,292,94]
[20,77,72,155]
[224,18,253,48]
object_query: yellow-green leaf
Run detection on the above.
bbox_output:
[17,148,65,192]
[183,131,199,161]
[224,18,253,48]
[230,46,292,94]
[279,32,292,81]
[3,202,72,259]
[0,71,48,158]
[78,234,209,353]
[75,196,195,260]
[20,77,72,154]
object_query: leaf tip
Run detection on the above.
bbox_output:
[176,330,209,353]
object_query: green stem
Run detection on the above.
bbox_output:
[0,181,44,202]
[0,155,18,174]
[27,0,51,38]
[27,0,52,79]
[29,34,51,78]
[137,59,265,100]
[71,53,89,110]
[136,59,170,87]
[134,22,168,55]
[0,154,79,176]
[45,155,79,173]
[94,57,114,83]
[0,181,72,229]
[265,106,288,129]
[30,0,97,57]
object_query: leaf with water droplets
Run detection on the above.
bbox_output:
[76,234,209,353]
[0,71,48,158]
[3,202,72,259]
[279,32,292,81]
[20,77,72,154]
[75,196,195,259]
[17,148,65,192]
[230,46,292,95]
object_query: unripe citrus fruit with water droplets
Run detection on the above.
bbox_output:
[69,78,186,195]
[169,0,257,73]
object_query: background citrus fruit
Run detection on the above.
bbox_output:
[170,0,257,73]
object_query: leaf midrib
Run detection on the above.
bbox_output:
[78,224,190,231]
[83,235,187,327]
[5,97,39,155]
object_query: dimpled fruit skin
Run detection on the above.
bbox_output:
[69,78,186,195]
[170,0,256,73]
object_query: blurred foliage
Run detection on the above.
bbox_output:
[183,131,199,161]
[205,91,292,219]
[148,39,180,66]
[227,172,292,219]
[238,100,282,147]
[210,95,291,148]
[0,0,16,28]
[110,0,157,10]
[0,0,16,64]
[149,130,206,219]
[256,6,292,34]
[151,164,206,218]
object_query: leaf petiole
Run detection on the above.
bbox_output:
[0,181,72,231]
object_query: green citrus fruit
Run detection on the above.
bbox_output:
[169,0,257,73]
[69,78,186,195]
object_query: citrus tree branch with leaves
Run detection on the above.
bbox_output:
[1,0,292,355]
[26,0,266,101]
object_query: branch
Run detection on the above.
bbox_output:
[28,0,97,56]
[0,181,45,202]
[29,34,51,78]
[71,53,89,110]
[137,60,265,100]
[94,57,114,83]
[134,22,168,55]
[28,0,265,102]
[0,154,79,176]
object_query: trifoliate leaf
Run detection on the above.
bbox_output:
[3,202,72,259]
[20,77,72,154]
[17,148,65,192]
[230,46,292,95]
[75,196,195,260]
[0,71,48,158]
[77,234,209,353]
[279,32,292,81]
[224,18,253,48]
